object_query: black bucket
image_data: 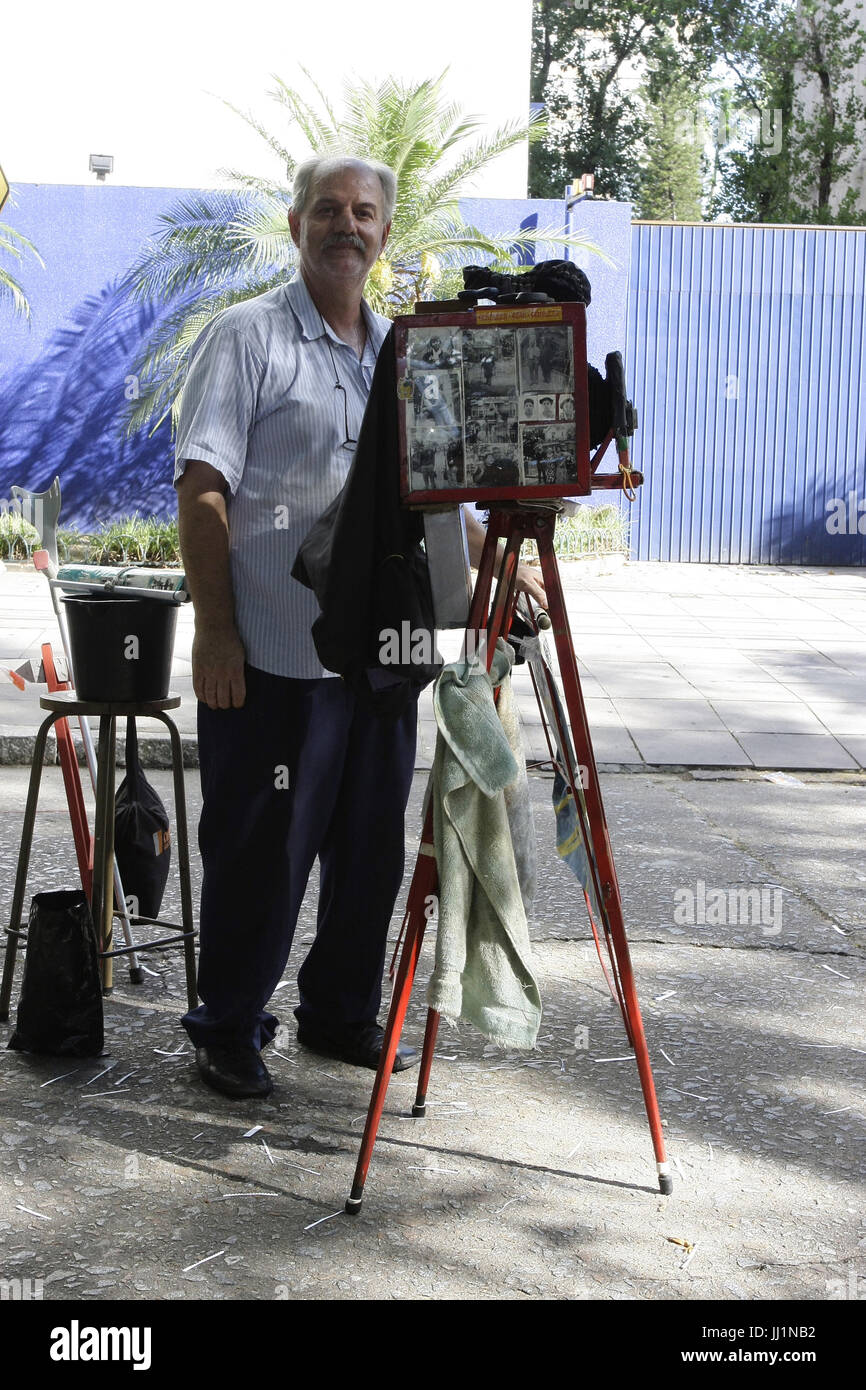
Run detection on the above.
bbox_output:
[61,594,178,702]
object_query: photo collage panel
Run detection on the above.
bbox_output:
[403,323,578,492]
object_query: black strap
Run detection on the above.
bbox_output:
[124,715,141,792]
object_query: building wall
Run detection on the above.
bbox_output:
[626,220,866,565]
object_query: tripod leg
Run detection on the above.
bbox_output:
[412,1007,441,1117]
[346,849,438,1215]
[536,528,672,1195]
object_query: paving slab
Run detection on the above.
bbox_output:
[630,730,751,766]
[734,734,858,770]
[709,701,829,734]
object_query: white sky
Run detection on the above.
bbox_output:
[1,0,532,195]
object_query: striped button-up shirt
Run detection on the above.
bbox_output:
[174,273,390,678]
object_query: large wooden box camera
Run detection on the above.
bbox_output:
[396,301,590,504]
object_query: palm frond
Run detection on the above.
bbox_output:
[0,267,32,319]
[219,98,297,175]
[270,78,344,158]
[125,277,285,437]
[122,191,264,303]
[0,221,44,321]
[216,168,293,200]
[0,223,45,266]
[225,195,295,275]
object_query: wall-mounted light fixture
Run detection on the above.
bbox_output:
[566,172,596,208]
[88,154,114,182]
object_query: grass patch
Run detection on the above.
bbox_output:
[0,513,181,566]
[523,504,631,562]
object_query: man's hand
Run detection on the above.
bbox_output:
[514,560,547,611]
[192,625,247,710]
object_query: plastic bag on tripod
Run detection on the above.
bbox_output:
[7,889,104,1055]
[114,716,171,920]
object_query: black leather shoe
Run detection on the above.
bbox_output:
[195,1045,273,1098]
[297,1023,420,1072]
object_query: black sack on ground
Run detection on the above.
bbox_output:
[114,716,171,920]
[7,890,104,1055]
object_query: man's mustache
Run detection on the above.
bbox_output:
[323,233,366,251]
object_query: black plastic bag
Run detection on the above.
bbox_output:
[114,716,171,920]
[8,890,104,1056]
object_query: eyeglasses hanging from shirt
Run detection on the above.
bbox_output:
[320,318,359,449]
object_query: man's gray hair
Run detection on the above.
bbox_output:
[292,156,397,223]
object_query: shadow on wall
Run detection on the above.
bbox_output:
[766,495,866,567]
[0,280,175,530]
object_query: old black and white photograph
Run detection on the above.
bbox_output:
[461,327,517,393]
[408,369,461,431]
[408,425,465,492]
[520,423,578,486]
[465,394,518,448]
[406,328,462,372]
[517,325,574,394]
[520,392,555,421]
[464,444,522,490]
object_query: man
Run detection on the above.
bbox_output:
[175,155,545,1101]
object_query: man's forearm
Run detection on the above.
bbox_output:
[462,505,548,608]
[177,464,247,708]
[178,485,237,633]
[464,507,489,568]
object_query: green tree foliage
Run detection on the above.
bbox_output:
[533,0,866,224]
[529,0,704,201]
[636,55,705,219]
[708,0,866,223]
[123,71,605,434]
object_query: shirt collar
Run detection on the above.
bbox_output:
[284,271,389,359]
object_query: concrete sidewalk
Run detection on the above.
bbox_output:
[1,559,864,769]
[0,764,862,1301]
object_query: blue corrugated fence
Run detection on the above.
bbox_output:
[625,222,866,565]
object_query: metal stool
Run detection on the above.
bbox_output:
[0,692,198,1020]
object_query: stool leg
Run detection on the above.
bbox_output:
[156,713,198,1011]
[90,713,116,995]
[0,713,60,1021]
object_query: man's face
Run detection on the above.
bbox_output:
[289,166,391,288]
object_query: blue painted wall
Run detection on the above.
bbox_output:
[566,198,632,372]
[0,184,629,528]
[625,221,866,565]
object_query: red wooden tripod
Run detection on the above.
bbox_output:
[345,501,672,1213]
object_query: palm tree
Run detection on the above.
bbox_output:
[123,70,608,434]
[0,220,43,321]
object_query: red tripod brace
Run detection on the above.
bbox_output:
[345,501,673,1213]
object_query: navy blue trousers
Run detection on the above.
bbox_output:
[181,666,418,1052]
